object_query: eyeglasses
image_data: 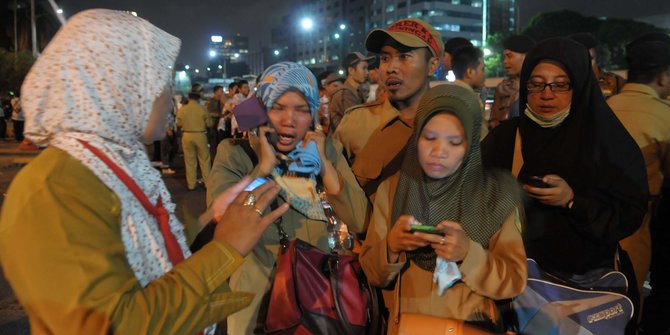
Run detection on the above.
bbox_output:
[526,81,572,93]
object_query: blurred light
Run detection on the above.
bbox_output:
[218,65,223,69]
[56,8,63,14]
[178,71,187,79]
[483,48,492,57]
[184,65,190,70]
[168,65,172,69]
[338,69,344,75]
[211,35,223,43]
[446,70,456,82]
[334,33,340,39]
[274,49,280,56]
[130,11,137,17]
[301,17,314,31]
[233,53,240,58]
[207,67,211,71]
[339,24,346,30]
[310,58,316,64]
[209,50,217,58]
[195,69,200,73]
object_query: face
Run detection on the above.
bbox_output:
[369,68,381,83]
[325,80,343,97]
[214,88,223,98]
[503,49,526,76]
[380,45,438,105]
[349,61,369,84]
[229,85,239,95]
[526,62,573,118]
[141,85,173,142]
[443,52,452,71]
[267,91,313,152]
[240,83,250,96]
[418,113,468,179]
[469,57,486,89]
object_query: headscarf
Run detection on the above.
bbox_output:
[516,37,648,274]
[256,62,327,220]
[21,9,195,297]
[392,85,521,271]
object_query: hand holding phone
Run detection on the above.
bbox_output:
[409,224,445,236]
[525,175,550,188]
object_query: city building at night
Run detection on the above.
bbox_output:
[207,33,250,78]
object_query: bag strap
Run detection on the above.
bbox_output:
[78,139,185,266]
[512,128,523,178]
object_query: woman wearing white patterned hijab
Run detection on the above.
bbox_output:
[0,9,287,334]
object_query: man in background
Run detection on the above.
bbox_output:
[329,52,374,133]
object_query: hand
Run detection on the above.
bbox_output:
[212,177,289,256]
[430,221,470,262]
[166,128,174,137]
[387,216,430,262]
[523,174,574,207]
[303,129,327,161]
[249,126,277,176]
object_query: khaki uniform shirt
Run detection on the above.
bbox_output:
[608,83,670,196]
[177,100,212,132]
[359,173,527,334]
[0,147,251,334]
[329,82,363,133]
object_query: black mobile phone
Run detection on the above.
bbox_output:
[409,225,445,236]
[526,175,550,188]
[265,129,278,148]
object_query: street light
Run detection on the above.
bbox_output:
[301,17,314,31]
[218,65,223,69]
[483,48,492,56]
[209,50,217,58]
[334,33,340,39]
[339,24,346,30]
[274,49,280,56]
[56,8,63,14]
[207,67,211,71]
[184,65,190,70]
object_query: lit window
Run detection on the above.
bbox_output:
[386,4,394,12]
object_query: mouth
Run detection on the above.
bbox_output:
[385,78,402,90]
[277,132,297,146]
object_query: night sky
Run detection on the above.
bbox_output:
[58,0,670,70]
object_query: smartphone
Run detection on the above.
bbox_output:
[409,224,445,236]
[264,129,278,148]
[232,97,268,131]
[526,175,550,188]
[244,177,269,192]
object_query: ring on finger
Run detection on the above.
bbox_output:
[243,193,257,207]
[439,238,445,245]
[252,206,263,217]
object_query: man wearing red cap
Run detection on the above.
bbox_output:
[334,18,442,199]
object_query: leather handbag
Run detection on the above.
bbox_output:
[399,313,503,335]
[255,239,381,335]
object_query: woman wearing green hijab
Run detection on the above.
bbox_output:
[360,84,527,334]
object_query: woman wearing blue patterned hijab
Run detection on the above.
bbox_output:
[206,61,368,334]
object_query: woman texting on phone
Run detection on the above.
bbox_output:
[207,61,367,334]
[360,84,527,334]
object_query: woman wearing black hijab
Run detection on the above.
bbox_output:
[481,37,648,279]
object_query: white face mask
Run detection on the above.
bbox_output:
[524,103,571,128]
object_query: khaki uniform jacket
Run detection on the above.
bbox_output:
[329,82,363,133]
[206,138,368,335]
[176,100,212,132]
[490,77,520,124]
[359,173,527,334]
[0,147,251,334]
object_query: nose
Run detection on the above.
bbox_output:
[540,85,555,99]
[431,140,448,158]
[278,109,296,126]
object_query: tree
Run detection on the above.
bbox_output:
[0,48,35,96]
[484,32,511,78]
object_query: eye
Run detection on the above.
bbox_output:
[449,138,464,146]
[554,82,569,89]
[380,54,390,62]
[400,53,412,60]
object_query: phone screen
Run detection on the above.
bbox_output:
[244,177,269,192]
[409,224,445,236]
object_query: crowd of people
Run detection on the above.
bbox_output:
[0,7,668,335]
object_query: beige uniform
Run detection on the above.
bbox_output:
[608,83,670,295]
[360,173,527,334]
[176,100,212,189]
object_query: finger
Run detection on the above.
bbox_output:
[413,232,444,244]
[523,185,554,195]
[231,177,254,204]
[259,203,290,228]
[253,182,282,211]
[439,221,464,232]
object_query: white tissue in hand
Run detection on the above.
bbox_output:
[433,257,462,296]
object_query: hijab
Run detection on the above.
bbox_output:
[392,85,521,271]
[515,38,648,274]
[517,38,646,190]
[21,10,191,289]
[256,62,327,220]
